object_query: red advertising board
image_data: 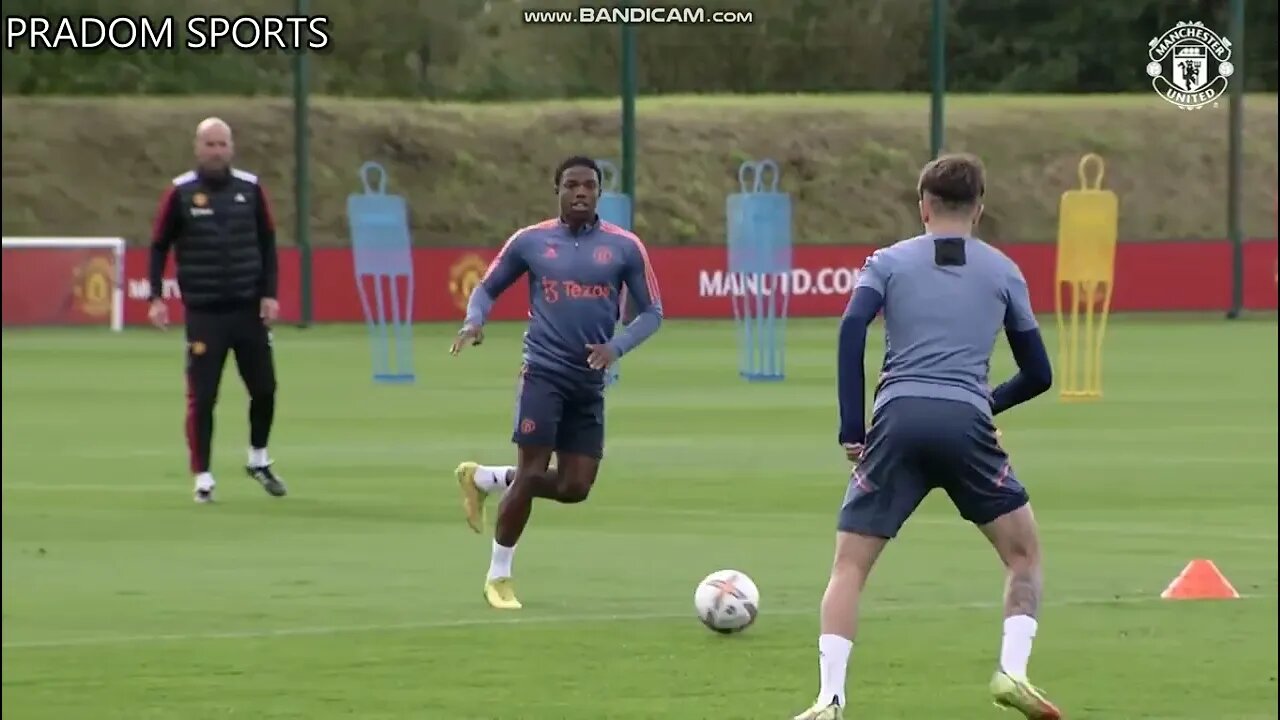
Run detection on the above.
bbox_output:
[1,246,120,328]
[3,239,1277,328]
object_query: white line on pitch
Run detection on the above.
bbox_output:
[2,593,1270,651]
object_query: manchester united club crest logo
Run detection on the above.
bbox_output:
[72,256,115,318]
[448,253,489,311]
[1147,21,1233,110]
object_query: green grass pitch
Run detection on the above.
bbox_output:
[2,317,1277,719]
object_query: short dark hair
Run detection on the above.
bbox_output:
[917,153,985,213]
[554,156,601,186]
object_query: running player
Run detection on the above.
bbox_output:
[450,156,663,610]
[793,153,1059,720]
[457,291,632,508]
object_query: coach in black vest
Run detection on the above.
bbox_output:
[148,117,287,504]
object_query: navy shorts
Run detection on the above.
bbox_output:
[511,364,606,459]
[838,396,1029,539]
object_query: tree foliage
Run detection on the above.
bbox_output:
[3,0,1275,97]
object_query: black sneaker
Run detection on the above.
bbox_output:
[194,487,215,504]
[246,464,287,497]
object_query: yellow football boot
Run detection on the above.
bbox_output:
[483,577,522,610]
[990,670,1062,719]
[454,461,488,534]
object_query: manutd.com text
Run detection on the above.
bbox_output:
[523,7,754,25]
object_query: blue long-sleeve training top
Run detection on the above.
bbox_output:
[837,234,1053,446]
[465,216,663,382]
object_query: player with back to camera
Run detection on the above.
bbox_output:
[449,156,664,610]
[792,154,1059,720]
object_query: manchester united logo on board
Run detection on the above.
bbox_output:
[72,256,114,318]
[448,254,489,311]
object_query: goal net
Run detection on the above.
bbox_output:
[2,237,127,331]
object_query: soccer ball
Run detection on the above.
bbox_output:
[694,569,760,634]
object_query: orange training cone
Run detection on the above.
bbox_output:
[1160,559,1240,600]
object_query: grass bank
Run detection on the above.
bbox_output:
[2,93,1276,247]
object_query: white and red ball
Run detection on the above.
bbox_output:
[693,569,761,634]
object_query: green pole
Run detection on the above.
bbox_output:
[294,0,313,327]
[1226,0,1246,319]
[929,0,946,158]
[620,23,637,227]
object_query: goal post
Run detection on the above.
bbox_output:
[2,237,128,332]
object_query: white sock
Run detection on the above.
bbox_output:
[487,541,515,580]
[248,447,270,467]
[473,465,515,495]
[194,472,215,491]
[817,633,853,707]
[1000,615,1038,679]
